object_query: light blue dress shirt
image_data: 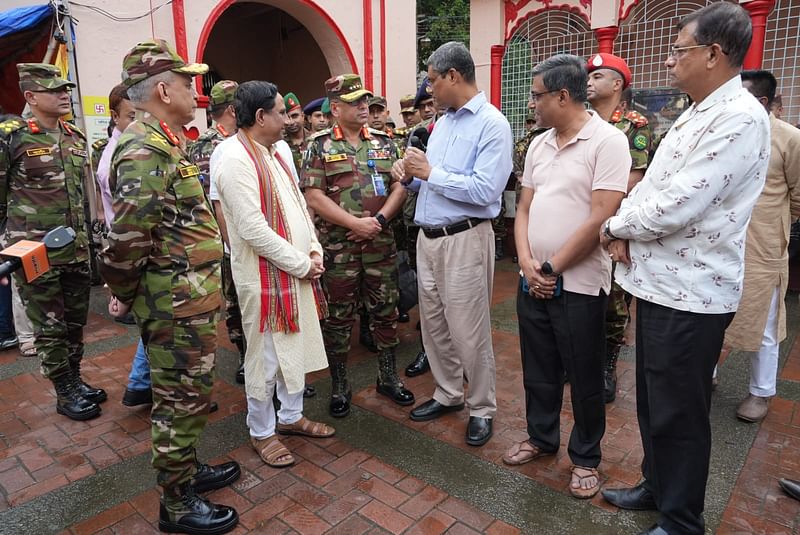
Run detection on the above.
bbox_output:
[407,91,513,227]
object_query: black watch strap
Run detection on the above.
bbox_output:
[376,213,388,228]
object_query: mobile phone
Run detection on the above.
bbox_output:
[553,275,563,297]
[521,275,529,294]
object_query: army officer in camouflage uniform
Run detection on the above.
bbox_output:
[98,40,239,535]
[302,74,414,418]
[0,63,106,421]
[586,53,653,403]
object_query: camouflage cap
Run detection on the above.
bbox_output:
[525,108,536,122]
[121,39,208,88]
[325,74,372,103]
[17,63,75,92]
[399,94,416,113]
[284,92,302,112]
[368,95,387,109]
[209,80,238,108]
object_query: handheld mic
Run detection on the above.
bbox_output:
[0,226,77,281]
[409,126,430,152]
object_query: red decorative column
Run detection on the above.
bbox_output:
[594,26,619,54]
[490,45,504,109]
[743,0,776,69]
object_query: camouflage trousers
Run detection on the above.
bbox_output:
[322,240,400,362]
[140,309,217,492]
[16,262,90,380]
[221,253,244,348]
[605,277,631,357]
[491,194,507,240]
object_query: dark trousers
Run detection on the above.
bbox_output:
[518,282,607,467]
[635,299,733,535]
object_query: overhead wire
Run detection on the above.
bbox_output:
[68,0,174,23]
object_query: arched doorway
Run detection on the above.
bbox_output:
[500,9,594,139]
[196,0,357,107]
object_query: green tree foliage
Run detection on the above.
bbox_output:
[417,0,470,71]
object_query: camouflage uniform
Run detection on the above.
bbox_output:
[98,40,224,496]
[303,123,401,359]
[513,126,549,202]
[604,108,652,378]
[91,137,108,177]
[402,116,436,270]
[0,116,91,383]
[283,92,307,173]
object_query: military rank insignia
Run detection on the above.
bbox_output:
[324,153,347,163]
[26,147,52,157]
[178,164,200,178]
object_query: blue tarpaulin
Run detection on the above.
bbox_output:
[0,4,52,39]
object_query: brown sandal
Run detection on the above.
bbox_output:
[502,440,554,466]
[276,416,335,438]
[251,435,295,468]
[569,465,600,499]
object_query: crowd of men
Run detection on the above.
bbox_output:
[1,1,800,534]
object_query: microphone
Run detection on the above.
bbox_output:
[0,226,76,281]
[408,126,430,152]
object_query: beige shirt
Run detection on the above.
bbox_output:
[522,111,630,295]
[725,114,800,350]
[212,136,328,399]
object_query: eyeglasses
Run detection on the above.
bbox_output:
[668,44,711,59]
[529,89,560,102]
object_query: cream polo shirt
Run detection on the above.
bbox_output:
[608,75,771,314]
[522,110,630,296]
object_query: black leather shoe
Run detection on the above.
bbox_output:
[330,392,351,418]
[159,488,238,534]
[191,461,241,494]
[494,240,504,261]
[638,525,670,535]
[303,384,316,398]
[409,399,465,421]
[601,482,657,511]
[376,380,415,406]
[603,367,617,404]
[405,351,430,377]
[73,379,107,404]
[122,388,152,407]
[779,478,800,501]
[398,312,410,323]
[235,362,244,384]
[466,416,493,446]
[210,401,218,413]
[54,375,101,421]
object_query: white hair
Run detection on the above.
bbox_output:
[126,71,175,105]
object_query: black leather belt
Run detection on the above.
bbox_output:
[421,218,486,239]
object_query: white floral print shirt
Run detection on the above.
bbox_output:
[608,75,770,314]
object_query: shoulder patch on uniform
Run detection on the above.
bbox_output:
[0,118,26,136]
[367,127,390,137]
[633,133,649,150]
[624,110,648,128]
[307,128,332,141]
[92,138,108,151]
[143,130,173,155]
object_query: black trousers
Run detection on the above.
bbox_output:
[517,282,607,467]
[635,299,733,535]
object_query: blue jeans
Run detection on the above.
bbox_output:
[127,338,151,391]
[0,282,13,338]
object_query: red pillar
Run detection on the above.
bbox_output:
[171,0,188,61]
[490,45,504,109]
[363,0,374,90]
[743,0,776,69]
[594,26,619,55]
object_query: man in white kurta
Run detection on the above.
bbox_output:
[724,70,800,422]
[212,81,332,467]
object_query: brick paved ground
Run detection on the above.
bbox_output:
[1,263,800,534]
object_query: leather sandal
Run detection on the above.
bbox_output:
[570,465,600,499]
[250,436,295,468]
[276,416,335,438]
[502,441,554,466]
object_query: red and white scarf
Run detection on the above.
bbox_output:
[236,130,328,333]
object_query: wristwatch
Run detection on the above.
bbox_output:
[375,213,388,229]
[541,260,557,276]
[603,219,618,241]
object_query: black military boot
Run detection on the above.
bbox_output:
[234,338,245,385]
[159,484,238,535]
[604,346,620,403]
[69,361,107,404]
[495,239,504,261]
[405,339,430,377]
[191,459,241,493]
[329,362,352,418]
[377,350,415,405]
[359,313,378,353]
[53,374,101,421]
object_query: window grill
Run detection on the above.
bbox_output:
[763,0,800,125]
